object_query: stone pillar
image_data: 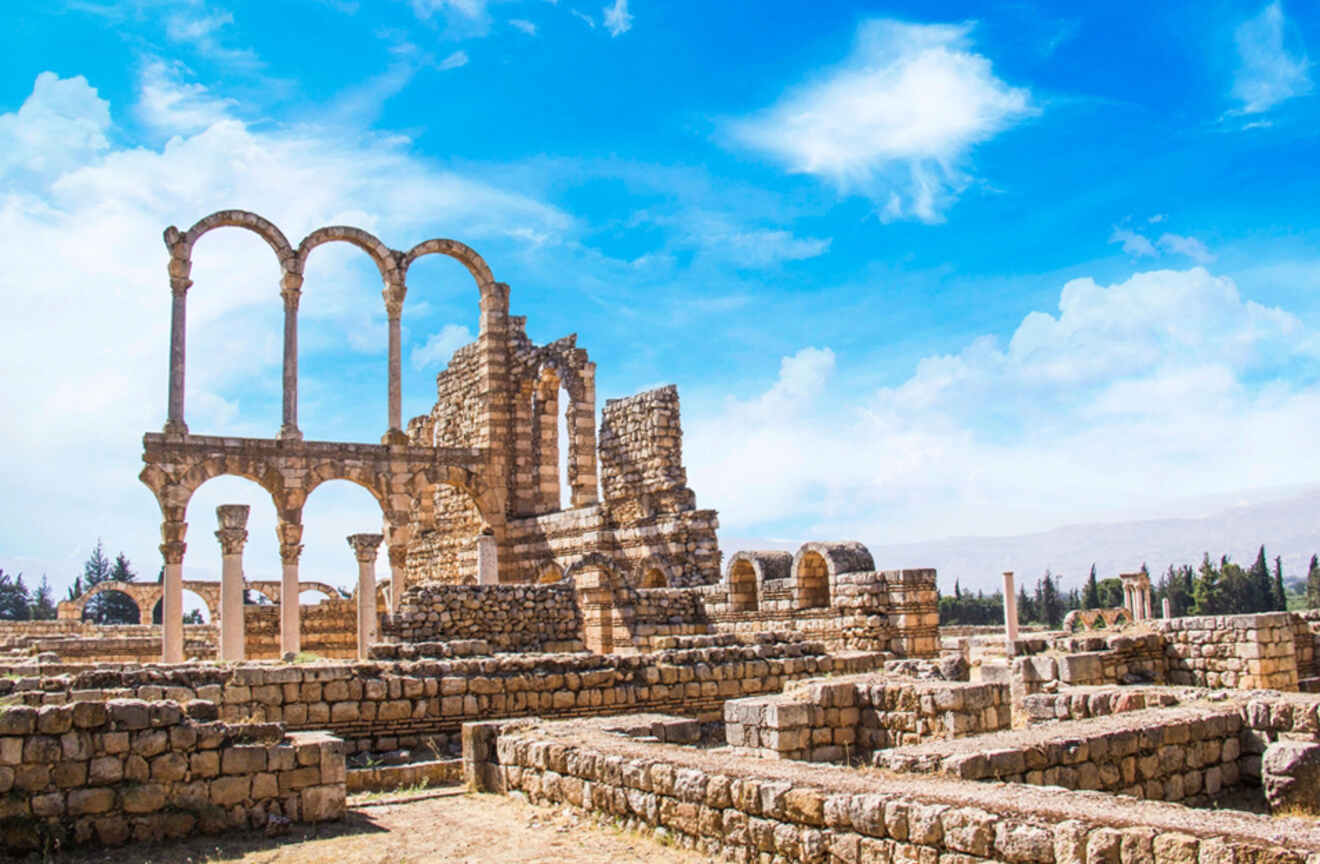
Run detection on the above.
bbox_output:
[278,520,303,657]
[348,533,383,659]
[1163,597,1172,619]
[384,286,404,436]
[164,268,191,435]
[215,505,250,661]
[278,272,303,441]
[1143,588,1153,621]
[387,546,406,613]
[569,364,599,507]
[1002,571,1019,645]
[476,532,498,585]
[159,521,187,663]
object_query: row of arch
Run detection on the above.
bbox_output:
[725,542,875,613]
[58,579,344,624]
[535,556,673,589]
[161,209,508,440]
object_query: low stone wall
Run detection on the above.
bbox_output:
[467,715,1320,864]
[1156,613,1298,690]
[383,582,585,652]
[1022,686,1190,724]
[875,705,1245,803]
[1015,633,1166,692]
[724,674,1010,762]
[0,699,344,851]
[0,640,886,756]
[244,600,361,659]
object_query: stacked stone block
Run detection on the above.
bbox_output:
[383,581,585,652]
[0,699,343,851]
[1157,613,1298,690]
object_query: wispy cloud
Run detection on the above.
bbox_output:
[602,0,632,37]
[1110,226,1214,263]
[1110,228,1157,257]
[439,50,469,70]
[510,18,538,36]
[135,59,237,135]
[728,19,1033,222]
[410,324,474,370]
[571,9,596,29]
[1158,233,1215,264]
[1230,1,1311,115]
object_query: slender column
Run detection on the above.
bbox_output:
[278,273,303,441]
[387,546,407,613]
[348,533,384,659]
[1162,597,1172,619]
[1145,588,1153,621]
[164,266,192,436]
[1002,571,1019,646]
[278,520,304,657]
[475,531,498,585]
[159,521,188,663]
[215,505,250,661]
[383,286,404,436]
[570,364,599,507]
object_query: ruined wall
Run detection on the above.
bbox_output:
[1156,612,1298,690]
[0,700,343,851]
[382,582,585,652]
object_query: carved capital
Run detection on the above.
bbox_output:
[170,277,193,297]
[215,528,248,556]
[277,520,304,547]
[347,533,384,563]
[280,543,304,565]
[160,541,187,565]
[160,519,188,546]
[382,282,406,319]
[280,272,303,308]
[387,545,408,567]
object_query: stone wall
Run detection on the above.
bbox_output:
[724,674,1010,762]
[0,699,344,851]
[1156,613,1298,690]
[382,582,585,652]
[468,714,1320,864]
[0,639,885,756]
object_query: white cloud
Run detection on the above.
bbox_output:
[439,50,470,70]
[571,9,596,28]
[1110,227,1157,257]
[602,0,632,37]
[135,59,236,135]
[1158,232,1215,264]
[0,70,570,599]
[410,324,475,370]
[1231,1,1311,115]
[163,5,263,70]
[686,267,1320,546]
[1148,213,1166,224]
[510,18,538,36]
[728,19,1033,222]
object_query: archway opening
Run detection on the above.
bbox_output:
[797,552,830,609]
[539,562,564,584]
[557,392,571,510]
[640,568,667,589]
[298,588,337,605]
[301,479,387,602]
[151,588,212,625]
[82,589,140,625]
[400,252,481,429]
[730,560,758,613]
[184,475,281,585]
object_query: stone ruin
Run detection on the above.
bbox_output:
[8,211,1320,860]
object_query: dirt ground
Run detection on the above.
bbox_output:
[34,789,714,864]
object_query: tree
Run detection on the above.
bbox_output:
[1194,553,1228,615]
[1308,555,1320,610]
[80,541,140,625]
[0,571,31,621]
[28,575,56,620]
[1096,577,1124,609]
[183,609,204,625]
[1082,564,1100,610]
[1036,571,1063,628]
[1248,546,1272,613]
[1273,556,1287,611]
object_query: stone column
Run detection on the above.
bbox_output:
[164,267,192,435]
[387,546,407,613]
[278,272,303,441]
[476,532,498,585]
[1162,597,1172,619]
[159,521,187,663]
[348,533,384,659]
[1002,571,1019,645]
[383,286,404,436]
[1141,588,1151,621]
[278,520,304,657]
[215,505,250,661]
[569,364,599,508]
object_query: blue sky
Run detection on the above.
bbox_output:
[3,0,1320,602]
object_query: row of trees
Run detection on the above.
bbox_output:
[939,545,1311,627]
[1,540,202,624]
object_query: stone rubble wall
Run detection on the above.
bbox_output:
[1013,633,1166,693]
[724,674,1010,762]
[467,716,1320,864]
[874,705,1246,803]
[0,699,344,851]
[1155,613,1298,690]
[1022,686,1190,724]
[0,641,885,756]
[382,581,585,652]
[598,386,696,523]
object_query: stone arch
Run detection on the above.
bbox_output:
[296,582,341,603]
[150,586,215,624]
[791,542,873,611]
[72,583,147,624]
[564,552,627,585]
[635,557,673,589]
[168,209,296,269]
[538,561,565,584]
[725,551,792,613]
[400,238,507,335]
[295,225,398,284]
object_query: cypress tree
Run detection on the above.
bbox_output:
[1083,564,1100,610]
[1308,554,1320,610]
[1273,556,1287,611]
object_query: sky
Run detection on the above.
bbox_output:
[3,0,1320,607]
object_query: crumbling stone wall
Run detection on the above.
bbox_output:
[1156,613,1298,690]
[382,582,585,652]
[0,699,343,851]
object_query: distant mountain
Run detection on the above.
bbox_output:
[719,485,1320,596]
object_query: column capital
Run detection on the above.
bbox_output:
[160,541,187,565]
[215,528,248,556]
[281,272,303,307]
[280,543,304,564]
[347,533,384,563]
[382,282,406,319]
[170,277,193,296]
[387,545,407,567]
